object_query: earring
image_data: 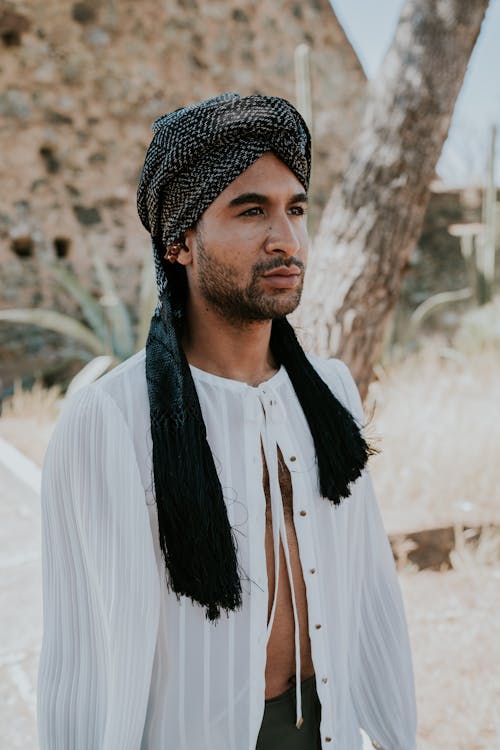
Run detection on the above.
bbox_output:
[164,241,184,263]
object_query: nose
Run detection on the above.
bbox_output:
[264,213,302,258]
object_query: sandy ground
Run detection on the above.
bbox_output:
[400,567,500,749]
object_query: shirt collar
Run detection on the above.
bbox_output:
[188,362,288,393]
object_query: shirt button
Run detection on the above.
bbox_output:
[299,510,307,517]
[315,623,322,629]
[322,677,328,683]
[309,568,316,574]
[325,737,332,743]
[290,455,297,462]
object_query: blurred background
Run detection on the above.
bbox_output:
[0,1,499,748]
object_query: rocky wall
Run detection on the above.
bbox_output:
[0,0,367,395]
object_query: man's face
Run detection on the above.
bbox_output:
[181,152,309,324]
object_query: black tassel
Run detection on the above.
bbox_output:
[146,291,242,622]
[270,317,374,504]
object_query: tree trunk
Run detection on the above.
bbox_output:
[297,0,490,400]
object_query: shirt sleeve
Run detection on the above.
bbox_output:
[37,385,160,750]
[333,359,417,750]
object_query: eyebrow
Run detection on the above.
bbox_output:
[227,191,308,208]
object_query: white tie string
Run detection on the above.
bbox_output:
[260,389,303,730]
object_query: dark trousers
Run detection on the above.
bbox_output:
[256,675,322,749]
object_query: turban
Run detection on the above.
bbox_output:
[137,91,311,305]
[136,93,371,622]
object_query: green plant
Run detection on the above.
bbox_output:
[0,250,157,377]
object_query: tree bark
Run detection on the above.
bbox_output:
[296,0,490,400]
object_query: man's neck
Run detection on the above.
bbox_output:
[182,299,279,387]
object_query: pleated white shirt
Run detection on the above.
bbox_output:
[38,349,417,750]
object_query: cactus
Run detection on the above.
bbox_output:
[476,124,497,304]
[294,42,314,235]
[294,43,313,135]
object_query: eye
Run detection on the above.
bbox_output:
[240,207,264,216]
[289,205,307,216]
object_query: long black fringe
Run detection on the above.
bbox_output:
[146,291,242,622]
[146,267,374,622]
[270,317,373,503]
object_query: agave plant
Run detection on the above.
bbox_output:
[0,249,157,389]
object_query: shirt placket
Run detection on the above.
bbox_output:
[284,443,335,747]
[258,385,335,747]
[256,384,306,728]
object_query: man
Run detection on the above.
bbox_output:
[38,93,417,749]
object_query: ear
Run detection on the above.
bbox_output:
[175,231,194,267]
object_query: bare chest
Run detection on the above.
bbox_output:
[261,445,314,697]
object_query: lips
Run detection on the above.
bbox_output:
[262,265,301,278]
[261,265,302,289]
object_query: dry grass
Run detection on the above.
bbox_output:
[366,338,500,534]
[450,523,500,571]
[0,381,61,466]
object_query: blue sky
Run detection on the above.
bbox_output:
[330,0,500,186]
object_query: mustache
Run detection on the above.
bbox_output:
[252,257,305,274]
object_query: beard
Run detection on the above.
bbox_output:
[194,234,305,325]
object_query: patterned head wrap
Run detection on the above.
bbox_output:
[137,91,311,306]
[136,93,371,622]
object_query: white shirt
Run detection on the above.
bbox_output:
[38,349,417,750]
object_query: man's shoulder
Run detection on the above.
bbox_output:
[94,349,147,399]
[305,353,363,424]
[305,353,349,395]
[61,349,148,427]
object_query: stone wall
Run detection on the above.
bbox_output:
[0,0,367,394]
